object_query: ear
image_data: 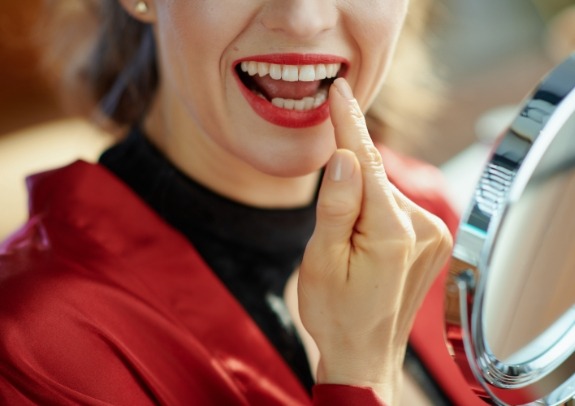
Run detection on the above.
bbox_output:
[117,0,157,24]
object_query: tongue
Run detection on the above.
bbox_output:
[252,75,322,100]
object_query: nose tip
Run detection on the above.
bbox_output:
[260,1,337,40]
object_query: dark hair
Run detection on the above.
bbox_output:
[42,0,158,127]
[43,0,440,153]
[92,4,157,124]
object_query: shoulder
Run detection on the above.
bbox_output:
[0,222,211,404]
[0,234,123,402]
[0,162,142,376]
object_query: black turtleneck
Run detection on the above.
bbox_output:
[99,127,452,404]
[99,127,316,392]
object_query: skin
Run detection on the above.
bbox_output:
[120,0,408,207]
[299,80,452,404]
[118,0,453,404]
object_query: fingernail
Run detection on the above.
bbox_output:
[329,150,355,181]
[333,78,354,100]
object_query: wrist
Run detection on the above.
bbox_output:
[312,384,388,406]
[316,349,404,406]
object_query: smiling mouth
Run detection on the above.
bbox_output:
[235,61,344,111]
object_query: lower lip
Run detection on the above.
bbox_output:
[233,74,330,128]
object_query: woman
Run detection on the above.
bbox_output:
[0,0,478,404]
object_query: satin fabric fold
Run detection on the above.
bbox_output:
[0,161,381,405]
[0,146,482,405]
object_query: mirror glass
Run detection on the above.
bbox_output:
[445,53,575,406]
[483,102,575,364]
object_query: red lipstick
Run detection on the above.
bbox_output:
[233,54,349,128]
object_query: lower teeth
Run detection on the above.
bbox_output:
[269,89,327,111]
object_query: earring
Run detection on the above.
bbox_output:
[135,1,149,14]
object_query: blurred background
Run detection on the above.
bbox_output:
[1,0,575,238]
[425,0,574,164]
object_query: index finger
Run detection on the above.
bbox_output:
[329,78,407,237]
[330,79,385,177]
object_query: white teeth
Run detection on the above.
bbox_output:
[315,64,327,80]
[247,61,258,76]
[270,89,328,111]
[294,99,306,111]
[303,97,315,110]
[271,98,284,108]
[326,63,338,78]
[257,62,269,77]
[269,63,282,80]
[239,61,338,110]
[313,91,327,107]
[240,61,342,82]
[284,99,295,109]
[299,65,315,81]
[282,65,299,82]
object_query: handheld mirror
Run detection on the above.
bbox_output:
[445,53,575,406]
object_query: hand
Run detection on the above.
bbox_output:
[298,78,453,405]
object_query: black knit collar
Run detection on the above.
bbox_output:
[98,127,317,256]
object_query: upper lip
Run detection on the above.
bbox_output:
[233,53,349,79]
[234,53,349,66]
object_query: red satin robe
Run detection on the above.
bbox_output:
[0,147,484,405]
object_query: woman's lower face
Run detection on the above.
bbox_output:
[125,0,409,188]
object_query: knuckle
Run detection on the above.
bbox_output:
[374,214,418,264]
[362,143,384,169]
[419,214,454,259]
[317,196,356,224]
[393,207,453,262]
[393,210,417,245]
[349,99,367,125]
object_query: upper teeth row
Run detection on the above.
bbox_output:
[240,61,341,82]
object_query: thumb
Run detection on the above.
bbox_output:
[312,148,362,249]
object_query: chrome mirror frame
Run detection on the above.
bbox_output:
[445,53,575,406]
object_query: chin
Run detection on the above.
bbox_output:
[248,142,335,178]
[227,111,337,177]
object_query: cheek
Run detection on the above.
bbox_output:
[155,2,227,77]
[153,2,245,126]
[157,0,250,53]
[345,1,409,108]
